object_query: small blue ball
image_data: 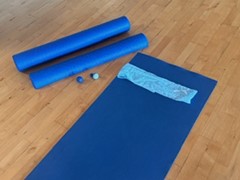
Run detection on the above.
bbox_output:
[76,76,84,83]
[91,73,99,80]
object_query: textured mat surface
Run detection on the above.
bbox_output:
[27,53,217,180]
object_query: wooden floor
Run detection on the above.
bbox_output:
[0,0,240,179]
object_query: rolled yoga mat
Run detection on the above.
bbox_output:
[13,16,131,72]
[29,33,149,89]
[26,53,217,180]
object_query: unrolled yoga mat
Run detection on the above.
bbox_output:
[30,33,148,89]
[27,53,217,180]
[13,16,130,71]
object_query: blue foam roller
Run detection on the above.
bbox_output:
[13,16,131,71]
[29,33,149,89]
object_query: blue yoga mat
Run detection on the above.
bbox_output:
[30,33,148,89]
[26,53,217,180]
[13,16,130,71]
